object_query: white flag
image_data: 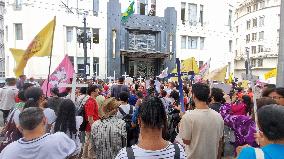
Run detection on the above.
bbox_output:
[158,67,168,78]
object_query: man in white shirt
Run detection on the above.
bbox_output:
[117,91,134,119]
[180,83,224,159]
[0,107,76,159]
[0,78,18,123]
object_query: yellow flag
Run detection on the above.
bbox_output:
[264,68,277,80]
[10,48,25,64]
[170,57,199,81]
[208,65,228,82]
[227,73,234,84]
[13,17,56,77]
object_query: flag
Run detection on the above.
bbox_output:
[227,73,234,84]
[157,67,168,78]
[10,48,25,64]
[122,1,135,22]
[41,55,74,97]
[12,17,56,77]
[199,58,211,77]
[264,68,277,80]
[208,65,228,82]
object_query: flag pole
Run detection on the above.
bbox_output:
[45,16,56,97]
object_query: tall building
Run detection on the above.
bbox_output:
[0,0,4,77]
[234,0,280,80]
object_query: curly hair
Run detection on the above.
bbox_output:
[54,99,77,137]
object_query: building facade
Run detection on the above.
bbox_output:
[0,0,4,77]
[234,0,280,80]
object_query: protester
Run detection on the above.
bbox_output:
[209,87,225,113]
[237,105,284,159]
[111,77,129,99]
[128,89,138,106]
[115,97,186,159]
[0,107,76,159]
[92,98,127,159]
[116,91,133,119]
[268,87,284,106]
[28,77,40,87]
[231,95,252,116]
[52,99,83,156]
[47,87,63,115]
[180,83,224,159]
[81,85,100,159]
[16,75,26,91]
[159,90,172,113]
[95,85,106,118]
[0,78,18,123]
[147,80,158,96]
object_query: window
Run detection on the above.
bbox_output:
[68,56,74,67]
[77,57,90,76]
[200,37,205,50]
[259,31,264,40]
[236,38,238,45]
[253,18,257,27]
[228,10,232,30]
[181,3,186,22]
[253,3,258,11]
[5,26,8,42]
[15,23,23,40]
[200,5,204,26]
[93,0,99,16]
[258,45,264,52]
[251,46,257,54]
[150,0,156,16]
[251,59,256,67]
[246,34,251,43]
[229,40,232,52]
[247,20,251,30]
[257,59,263,67]
[236,26,239,33]
[66,27,73,43]
[92,28,99,43]
[252,33,257,41]
[112,30,117,58]
[140,2,146,15]
[188,3,197,26]
[181,36,186,49]
[247,6,251,13]
[93,57,99,76]
[259,1,265,9]
[188,36,198,49]
[15,0,22,10]
[259,16,264,27]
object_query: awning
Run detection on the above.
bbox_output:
[120,49,170,59]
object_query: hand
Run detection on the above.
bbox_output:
[236,144,250,156]
[254,131,266,147]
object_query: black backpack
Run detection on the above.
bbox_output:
[77,96,89,131]
[118,105,134,131]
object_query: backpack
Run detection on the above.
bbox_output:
[77,95,89,131]
[126,143,180,159]
[118,105,134,131]
[0,110,22,152]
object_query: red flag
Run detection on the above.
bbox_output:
[41,55,74,97]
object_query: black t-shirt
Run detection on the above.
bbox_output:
[209,102,222,113]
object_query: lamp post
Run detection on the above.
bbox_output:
[83,13,88,78]
[277,0,284,87]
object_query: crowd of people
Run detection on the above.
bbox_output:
[0,74,283,159]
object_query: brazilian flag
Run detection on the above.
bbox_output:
[122,1,135,22]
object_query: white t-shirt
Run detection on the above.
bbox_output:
[116,104,133,119]
[13,108,57,126]
[115,143,187,159]
[0,86,18,110]
[0,132,76,159]
[179,109,224,159]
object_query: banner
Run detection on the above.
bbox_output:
[41,55,74,97]
[11,17,56,77]
[157,67,168,78]
[264,68,277,80]
[199,58,211,77]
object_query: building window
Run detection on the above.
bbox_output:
[5,26,8,42]
[236,38,238,45]
[181,2,186,22]
[236,26,239,33]
[66,27,73,43]
[77,57,90,76]
[229,40,232,52]
[68,56,74,67]
[228,10,232,30]
[247,20,251,30]
[259,31,264,40]
[200,5,204,26]
[259,1,265,9]
[93,0,99,16]
[251,59,256,67]
[149,0,156,16]
[15,23,23,40]
[112,29,117,58]
[247,6,251,13]
[93,57,99,76]
[252,33,257,41]
[259,16,264,27]
[15,0,22,10]
[92,28,99,44]
[181,36,186,49]
[251,46,257,54]
[253,3,258,11]
[200,37,205,50]
[246,34,251,43]
[188,3,197,26]
[188,36,198,49]
[257,59,263,67]
[140,1,146,15]
[258,45,264,53]
[253,18,257,27]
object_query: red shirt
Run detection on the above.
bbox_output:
[232,101,246,116]
[84,97,99,132]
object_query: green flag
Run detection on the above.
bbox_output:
[122,1,135,22]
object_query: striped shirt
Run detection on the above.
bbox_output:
[115,143,186,159]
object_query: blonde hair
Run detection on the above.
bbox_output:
[102,98,120,118]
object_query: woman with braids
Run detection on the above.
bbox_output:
[52,99,83,156]
[115,97,186,159]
